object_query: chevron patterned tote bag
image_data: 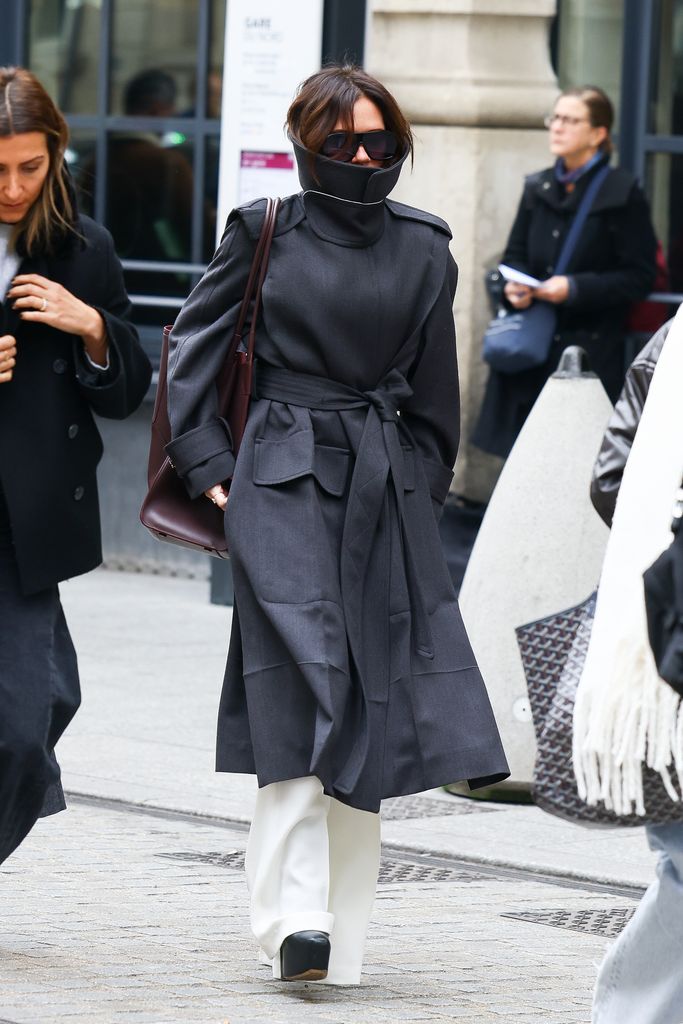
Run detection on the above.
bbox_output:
[516,592,683,827]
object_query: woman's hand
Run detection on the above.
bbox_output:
[504,282,533,310]
[205,484,229,510]
[8,273,109,366]
[533,275,570,304]
[0,335,16,383]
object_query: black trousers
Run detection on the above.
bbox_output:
[0,484,81,864]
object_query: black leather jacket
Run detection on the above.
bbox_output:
[590,319,672,526]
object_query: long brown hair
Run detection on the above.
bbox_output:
[559,85,614,155]
[287,64,413,165]
[0,66,78,255]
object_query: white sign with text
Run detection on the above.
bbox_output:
[216,0,324,245]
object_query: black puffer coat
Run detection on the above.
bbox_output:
[473,156,658,457]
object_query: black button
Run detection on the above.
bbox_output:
[552,229,560,239]
[553,334,561,342]
[67,424,79,439]
[73,486,85,501]
[53,358,68,374]
[546,265,554,274]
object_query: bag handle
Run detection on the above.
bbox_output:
[554,164,611,275]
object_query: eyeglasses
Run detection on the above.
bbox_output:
[544,114,590,129]
[321,130,398,163]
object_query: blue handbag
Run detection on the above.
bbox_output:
[483,164,611,374]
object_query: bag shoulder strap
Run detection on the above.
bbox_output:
[232,197,280,356]
[555,164,611,275]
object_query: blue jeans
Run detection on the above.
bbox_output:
[593,823,683,1024]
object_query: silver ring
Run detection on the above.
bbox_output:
[40,297,48,312]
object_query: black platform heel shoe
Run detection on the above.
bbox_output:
[280,930,331,982]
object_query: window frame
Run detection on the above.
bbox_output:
[619,0,683,307]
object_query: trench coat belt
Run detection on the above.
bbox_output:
[253,363,435,672]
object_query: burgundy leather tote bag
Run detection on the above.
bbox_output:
[140,197,280,556]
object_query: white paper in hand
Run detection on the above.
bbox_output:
[498,264,543,288]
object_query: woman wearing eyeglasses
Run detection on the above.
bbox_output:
[472,86,658,460]
[166,64,508,985]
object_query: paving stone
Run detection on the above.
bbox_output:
[0,799,632,1023]
[0,568,652,1022]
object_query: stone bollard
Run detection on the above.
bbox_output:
[457,347,611,788]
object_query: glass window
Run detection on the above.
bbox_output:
[556,0,624,125]
[649,0,683,135]
[109,0,201,116]
[65,130,98,208]
[27,0,227,336]
[208,0,225,118]
[106,133,194,264]
[646,152,683,292]
[26,0,102,114]
[203,136,221,258]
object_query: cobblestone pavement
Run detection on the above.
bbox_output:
[0,797,639,1024]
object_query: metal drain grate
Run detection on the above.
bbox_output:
[158,849,245,869]
[501,907,635,938]
[157,850,491,885]
[381,795,499,819]
[379,858,491,884]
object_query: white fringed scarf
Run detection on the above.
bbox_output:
[573,305,683,816]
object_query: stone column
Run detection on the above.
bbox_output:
[368,0,558,501]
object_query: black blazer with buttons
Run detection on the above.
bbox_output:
[0,215,151,595]
[473,156,658,457]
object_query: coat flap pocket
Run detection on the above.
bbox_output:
[254,433,349,496]
[254,431,315,485]
[401,445,415,491]
[313,445,349,496]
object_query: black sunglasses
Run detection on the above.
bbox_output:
[321,130,398,163]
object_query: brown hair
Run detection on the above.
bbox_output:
[287,64,413,166]
[559,85,614,155]
[0,66,78,255]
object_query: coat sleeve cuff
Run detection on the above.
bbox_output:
[564,276,579,306]
[181,451,237,500]
[73,328,119,386]
[422,457,454,507]
[166,420,235,499]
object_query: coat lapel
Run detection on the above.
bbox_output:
[1,252,51,338]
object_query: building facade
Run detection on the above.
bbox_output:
[2,0,681,568]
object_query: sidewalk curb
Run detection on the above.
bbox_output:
[66,790,648,895]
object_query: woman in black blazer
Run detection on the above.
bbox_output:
[0,67,151,863]
[473,86,658,458]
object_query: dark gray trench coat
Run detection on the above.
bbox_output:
[167,143,509,812]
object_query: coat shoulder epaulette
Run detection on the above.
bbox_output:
[232,194,304,239]
[385,200,452,238]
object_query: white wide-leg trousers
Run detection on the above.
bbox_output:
[245,775,381,985]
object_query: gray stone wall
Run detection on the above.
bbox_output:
[369,0,559,500]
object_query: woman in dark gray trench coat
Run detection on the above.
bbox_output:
[0,68,151,865]
[167,65,508,986]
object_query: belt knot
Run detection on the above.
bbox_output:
[363,369,413,422]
